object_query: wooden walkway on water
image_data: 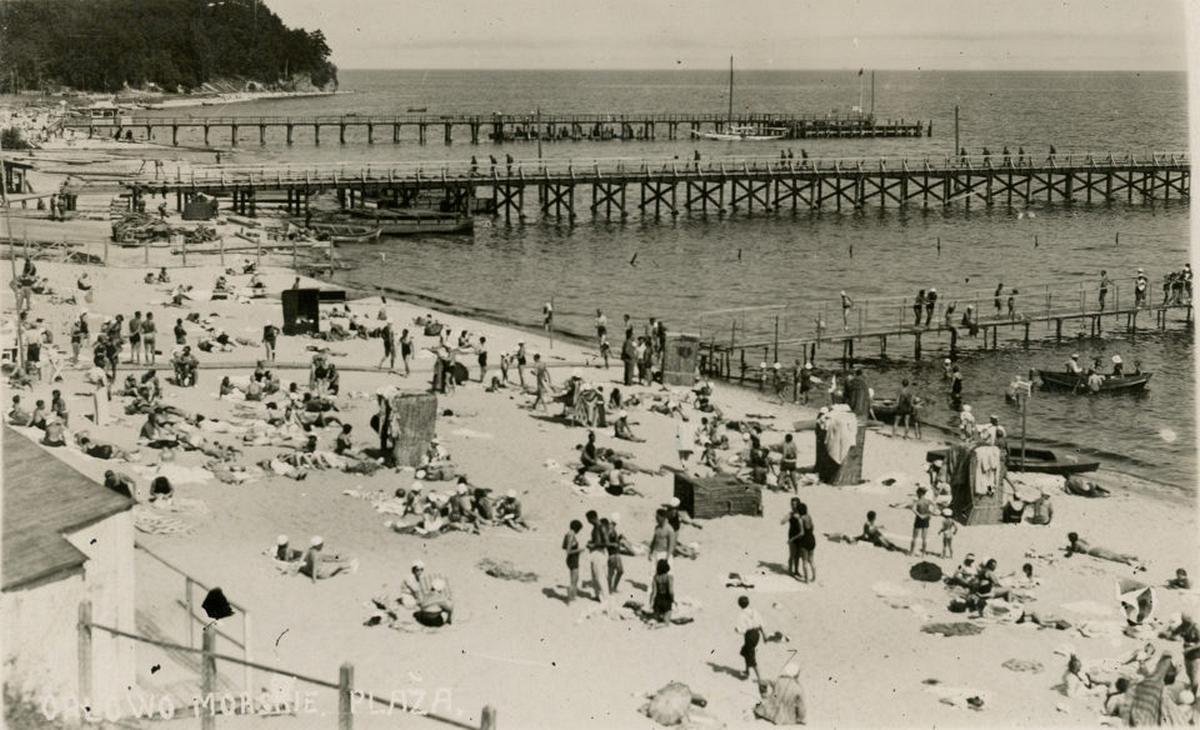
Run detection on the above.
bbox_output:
[700,299,1194,383]
[128,152,1190,222]
[63,112,929,146]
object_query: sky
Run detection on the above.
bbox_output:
[267,0,1188,71]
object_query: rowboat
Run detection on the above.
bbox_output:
[691,126,788,142]
[925,445,1100,476]
[302,222,383,244]
[1035,370,1153,394]
[342,208,474,236]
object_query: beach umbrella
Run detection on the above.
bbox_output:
[1116,578,1156,625]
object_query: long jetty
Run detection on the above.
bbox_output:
[694,278,1193,382]
[127,152,1190,222]
[64,112,929,146]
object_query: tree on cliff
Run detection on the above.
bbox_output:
[0,0,338,93]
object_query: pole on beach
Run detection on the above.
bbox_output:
[337,662,354,730]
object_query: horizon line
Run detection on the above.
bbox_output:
[334,66,1186,74]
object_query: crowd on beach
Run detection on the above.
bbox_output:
[4,253,1199,727]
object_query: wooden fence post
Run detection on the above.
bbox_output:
[480,705,498,730]
[338,662,354,730]
[200,625,216,730]
[77,601,93,706]
[186,577,195,648]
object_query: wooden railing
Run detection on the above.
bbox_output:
[78,600,496,730]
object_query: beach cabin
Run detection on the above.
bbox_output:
[3,158,34,196]
[2,428,136,718]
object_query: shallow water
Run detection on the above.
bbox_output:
[157,69,1193,488]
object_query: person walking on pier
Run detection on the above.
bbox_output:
[913,290,925,327]
[1007,289,1018,320]
[1099,270,1112,311]
[994,283,1004,316]
[924,288,938,327]
[840,291,854,331]
[1135,269,1149,307]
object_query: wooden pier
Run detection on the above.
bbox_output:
[65,112,929,146]
[695,280,1193,385]
[128,152,1190,222]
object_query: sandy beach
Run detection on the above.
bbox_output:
[3,248,1198,728]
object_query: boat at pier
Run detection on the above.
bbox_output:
[303,222,383,244]
[337,208,474,236]
[691,125,788,142]
[1035,370,1153,394]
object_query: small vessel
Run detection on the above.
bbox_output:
[925,445,1100,476]
[1035,370,1152,394]
[407,106,428,113]
[693,56,789,143]
[302,222,383,244]
[342,208,474,236]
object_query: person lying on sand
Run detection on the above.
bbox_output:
[859,511,904,551]
[299,536,355,582]
[75,432,131,461]
[1065,532,1142,567]
[1063,475,1110,498]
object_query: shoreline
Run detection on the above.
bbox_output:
[4,258,1198,728]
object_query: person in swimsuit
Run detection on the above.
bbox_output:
[893,378,915,438]
[797,502,816,583]
[779,433,798,491]
[783,498,803,578]
[648,559,674,624]
[910,487,934,556]
[141,313,157,364]
[562,519,583,604]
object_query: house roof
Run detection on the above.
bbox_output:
[2,428,134,591]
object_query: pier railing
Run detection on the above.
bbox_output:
[697,273,1192,364]
[146,151,1191,188]
[66,111,880,127]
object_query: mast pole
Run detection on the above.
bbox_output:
[870,71,875,120]
[728,55,734,128]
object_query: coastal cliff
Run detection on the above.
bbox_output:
[0,0,337,94]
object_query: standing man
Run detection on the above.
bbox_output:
[840,291,853,330]
[993,283,1004,316]
[263,321,280,363]
[595,309,608,346]
[1098,270,1111,312]
[515,341,527,388]
[542,301,554,341]
[924,288,938,327]
[585,510,610,605]
[784,497,803,577]
[476,336,489,382]
[647,509,676,602]
[949,365,964,411]
[377,319,395,370]
[621,332,636,386]
[607,513,625,595]
[128,311,144,365]
[779,433,799,492]
[531,353,551,410]
[1134,268,1149,307]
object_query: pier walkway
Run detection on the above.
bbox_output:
[127,152,1190,222]
[63,112,929,146]
[694,277,1193,383]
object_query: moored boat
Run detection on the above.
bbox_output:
[691,125,788,142]
[925,445,1100,475]
[1035,370,1152,394]
[302,222,382,244]
[342,208,474,236]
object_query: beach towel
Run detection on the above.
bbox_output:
[820,406,858,464]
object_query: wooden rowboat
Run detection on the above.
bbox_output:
[925,445,1100,476]
[1035,370,1152,394]
[301,222,382,244]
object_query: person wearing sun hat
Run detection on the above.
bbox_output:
[299,536,355,582]
[496,489,528,531]
[939,508,958,558]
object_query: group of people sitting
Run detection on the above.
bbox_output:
[387,477,529,536]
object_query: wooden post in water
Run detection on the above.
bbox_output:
[953,106,959,156]
[773,316,779,364]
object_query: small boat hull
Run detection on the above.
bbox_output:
[344,209,474,236]
[925,446,1100,476]
[1036,370,1152,394]
[300,222,383,244]
[691,129,787,142]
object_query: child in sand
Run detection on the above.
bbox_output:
[300,536,355,582]
[939,509,957,558]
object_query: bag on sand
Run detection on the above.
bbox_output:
[910,561,944,583]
